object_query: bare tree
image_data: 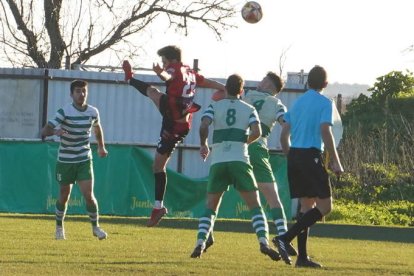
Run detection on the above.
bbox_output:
[0,0,236,69]
[277,45,292,78]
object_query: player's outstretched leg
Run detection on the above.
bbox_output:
[122,60,133,82]
[123,60,150,97]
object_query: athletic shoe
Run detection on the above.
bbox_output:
[272,236,292,265]
[147,207,168,227]
[93,226,108,240]
[259,243,281,261]
[295,256,323,268]
[122,60,133,82]
[203,232,214,253]
[286,242,298,256]
[190,244,205,258]
[55,226,66,240]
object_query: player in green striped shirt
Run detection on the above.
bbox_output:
[190,74,280,261]
[41,80,108,241]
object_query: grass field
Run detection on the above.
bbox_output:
[0,214,413,275]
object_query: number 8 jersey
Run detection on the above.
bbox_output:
[202,98,260,165]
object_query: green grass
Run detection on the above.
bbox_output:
[0,214,413,275]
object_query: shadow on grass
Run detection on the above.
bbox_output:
[144,217,414,244]
[1,213,413,244]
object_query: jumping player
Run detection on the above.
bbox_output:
[122,45,225,227]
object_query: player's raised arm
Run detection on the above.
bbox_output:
[198,78,225,91]
[153,62,172,82]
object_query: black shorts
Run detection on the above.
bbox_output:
[156,118,189,156]
[287,148,331,199]
[159,94,200,121]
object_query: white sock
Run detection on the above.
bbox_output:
[154,200,163,209]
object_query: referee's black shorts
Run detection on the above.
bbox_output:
[287,147,331,199]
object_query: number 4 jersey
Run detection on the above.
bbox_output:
[243,90,286,148]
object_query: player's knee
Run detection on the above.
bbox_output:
[84,195,96,205]
[318,201,332,216]
[59,192,71,203]
[152,166,165,173]
[59,196,70,205]
[148,88,161,101]
[152,161,167,173]
[327,202,333,213]
[155,145,174,161]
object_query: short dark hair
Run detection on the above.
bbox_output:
[266,72,284,93]
[307,65,327,90]
[225,74,244,96]
[157,45,182,62]
[70,80,88,93]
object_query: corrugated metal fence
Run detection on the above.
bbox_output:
[0,68,305,177]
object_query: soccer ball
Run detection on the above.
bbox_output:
[241,1,263,24]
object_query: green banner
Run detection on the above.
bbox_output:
[0,141,291,219]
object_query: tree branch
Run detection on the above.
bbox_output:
[4,0,47,67]
[1,0,237,68]
[44,0,66,67]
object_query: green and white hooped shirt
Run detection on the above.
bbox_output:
[48,103,99,163]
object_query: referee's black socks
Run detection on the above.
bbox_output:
[283,208,322,242]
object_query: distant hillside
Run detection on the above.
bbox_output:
[324,82,371,98]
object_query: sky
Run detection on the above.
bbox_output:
[139,0,414,86]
